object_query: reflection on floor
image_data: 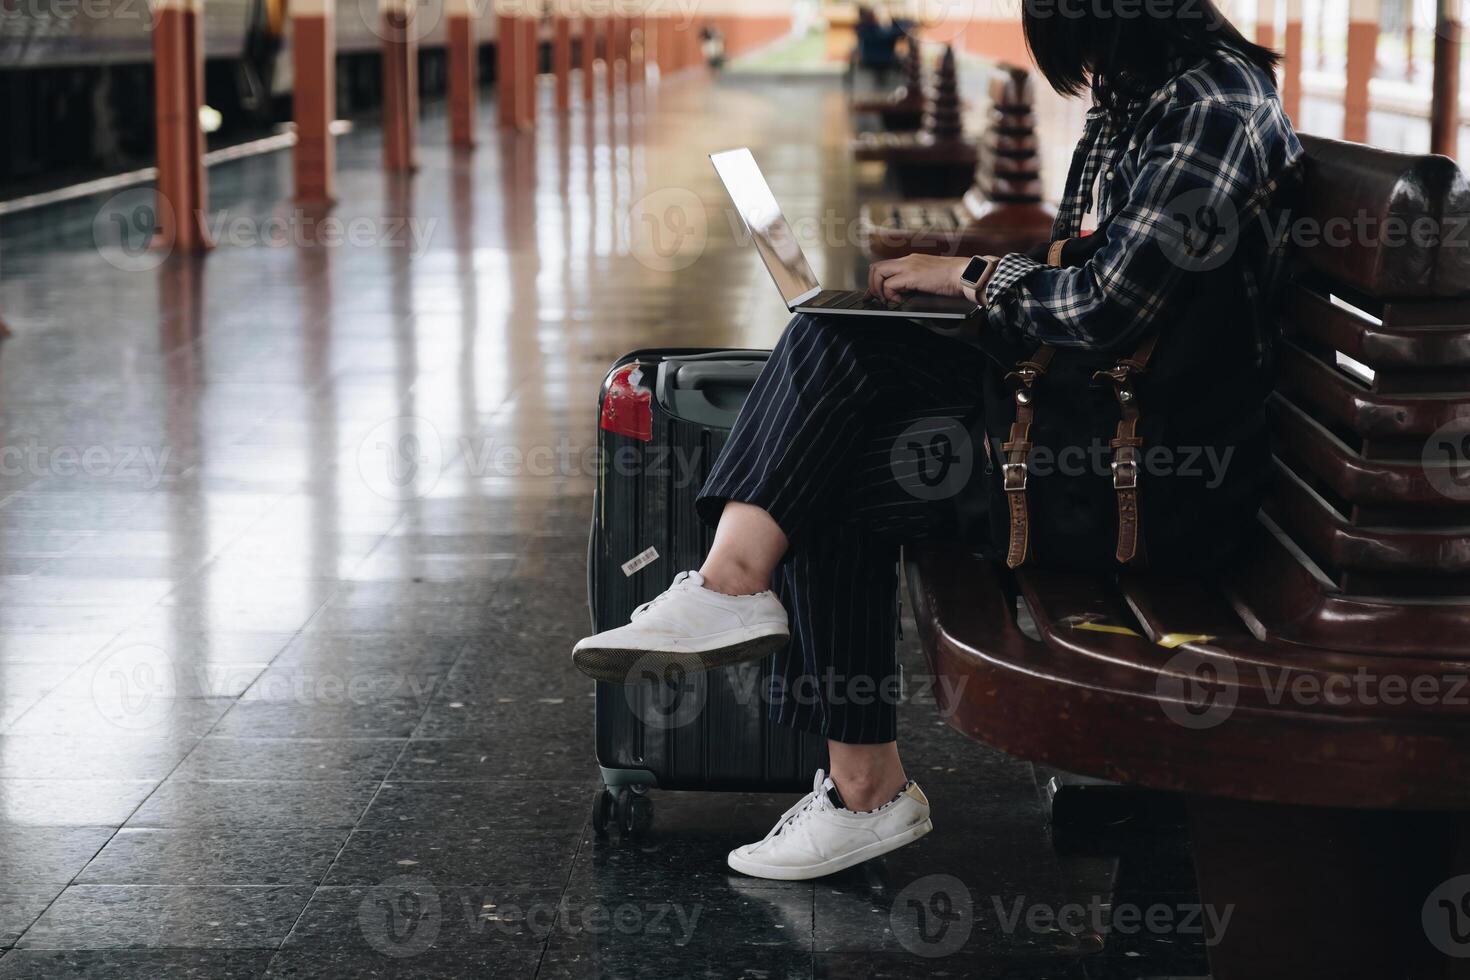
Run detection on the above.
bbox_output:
[0,69,1200,978]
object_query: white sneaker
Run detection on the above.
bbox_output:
[727,769,933,881]
[573,570,790,684]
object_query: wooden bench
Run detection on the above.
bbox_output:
[849,44,925,132]
[906,134,1470,979]
[852,45,978,197]
[861,64,1057,258]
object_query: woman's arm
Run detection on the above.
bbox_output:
[984,98,1297,351]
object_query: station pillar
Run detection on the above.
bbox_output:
[381,0,419,171]
[553,10,572,110]
[1432,0,1462,157]
[498,10,520,128]
[1344,0,1379,144]
[448,0,479,148]
[1281,0,1303,125]
[582,14,598,103]
[152,0,213,251]
[604,16,618,95]
[293,0,336,200]
[519,14,538,125]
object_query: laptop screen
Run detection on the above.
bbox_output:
[710,149,821,307]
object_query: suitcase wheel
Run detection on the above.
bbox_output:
[592,785,655,840]
[619,788,654,839]
[591,787,616,838]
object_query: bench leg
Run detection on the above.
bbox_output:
[1187,796,1470,979]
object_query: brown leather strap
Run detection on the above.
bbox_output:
[1002,347,1054,569]
[1046,238,1069,267]
[1092,334,1161,565]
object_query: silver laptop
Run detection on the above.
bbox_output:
[709,148,977,321]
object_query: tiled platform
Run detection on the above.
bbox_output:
[0,69,1197,978]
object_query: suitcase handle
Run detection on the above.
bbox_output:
[656,357,768,429]
[667,362,765,389]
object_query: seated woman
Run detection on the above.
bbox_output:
[574,0,1303,881]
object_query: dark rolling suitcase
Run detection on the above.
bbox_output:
[587,348,828,837]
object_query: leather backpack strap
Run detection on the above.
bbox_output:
[1001,347,1055,569]
[1093,333,1161,565]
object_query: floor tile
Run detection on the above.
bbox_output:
[0,666,84,703]
[285,883,560,951]
[0,888,63,948]
[19,885,314,949]
[410,693,595,739]
[0,949,274,979]
[323,827,580,887]
[170,738,405,781]
[53,651,268,700]
[261,946,542,979]
[0,635,131,667]
[75,828,350,886]
[6,698,231,739]
[357,780,594,832]
[0,780,156,827]
[269,634,467,670]
[552,882,813,952]
[0,827,114,886]
[815,953,1085,979]
[125,780,379,829]
[536,945,814,980]
[209,700,426,739]
[240,665,444,706]
[0,736,196,781]
[386,736,597,781]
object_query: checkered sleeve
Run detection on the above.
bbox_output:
[983,253,1046,307]
[983,98,1295,351]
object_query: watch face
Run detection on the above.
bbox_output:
[961,256,991,286]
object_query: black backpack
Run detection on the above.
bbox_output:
[964,234,1276,574]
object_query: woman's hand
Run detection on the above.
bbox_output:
[866,254,968,305]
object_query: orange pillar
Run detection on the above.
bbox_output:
[518,15,537,125]
[292,0,335,201]
[646,13,664,78]
[1255,0,1276,50]
[553,12,572,109]
[497,12,520,127]
[581,15,597,102]
[1281,0,1303,124]
[152,0,212,251]
[448,0,478,147]
[381,0,419,171]
[665,16,680,71]
[1344,0,1379,144]
[662,15,678,73]
[628,15,642,84]
[1432,0,1462,156]
[604,16,618,94]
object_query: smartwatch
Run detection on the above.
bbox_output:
[959,255,999,297]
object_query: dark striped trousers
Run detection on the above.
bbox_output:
[696,313,993,745]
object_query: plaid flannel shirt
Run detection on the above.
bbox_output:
[982,50,1304,357]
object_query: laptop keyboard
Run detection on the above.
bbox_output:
[809,290,891,311]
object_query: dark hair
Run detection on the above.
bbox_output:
[1023,0,1280,102]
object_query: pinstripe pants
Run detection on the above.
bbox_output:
[696,313,994,745]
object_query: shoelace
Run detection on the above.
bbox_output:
[630,571,694,621]
[762,769,829,842]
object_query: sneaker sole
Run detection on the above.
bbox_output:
[725,816,934,881]
[572,628,790,685]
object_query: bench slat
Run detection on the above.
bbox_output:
[908,544,1470,808]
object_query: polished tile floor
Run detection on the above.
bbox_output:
[0,66,1197,978]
